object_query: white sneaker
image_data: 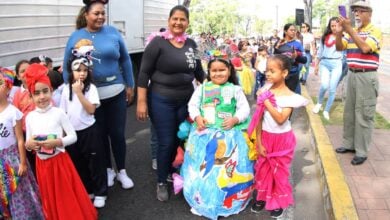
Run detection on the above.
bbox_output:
[93,196,106,208]
[152,159,157,170]
[323,111,330,120]
[312,103,322,114]
[107,168,116,187]
[116,169,134,189]
[190,207,202,216]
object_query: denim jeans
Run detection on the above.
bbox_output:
[95,89,128,170]
[302,52,312,81]
[318,59,343,112]
[150,123,158,160]
[148,92,189,183]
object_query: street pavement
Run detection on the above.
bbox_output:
[97,100,327,219]
[305,66,390,220]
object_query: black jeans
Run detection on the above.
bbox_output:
[95,90,128,170]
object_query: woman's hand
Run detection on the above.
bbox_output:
[126,87,134,105]
[222,117,238,130]
[136,100,149,122]
[18,162,27,176]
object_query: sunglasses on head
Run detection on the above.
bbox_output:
[71,58,92,71]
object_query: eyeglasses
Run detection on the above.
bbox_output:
[71,58,92,71]
[301,26,307,28]
[352,9,370,13]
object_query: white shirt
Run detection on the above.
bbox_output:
[0,105,22,150]
[262,94,308,133]
[26,105,77,160]
[60,83,100,131]
[188,83,250,124]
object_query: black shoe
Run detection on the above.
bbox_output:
[270,209,284,218]
[335,147,356,154]
[251,200,266,213]
[351,156,367,165]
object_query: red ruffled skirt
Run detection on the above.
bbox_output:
[254,130,296,210]
[36,152,97,220]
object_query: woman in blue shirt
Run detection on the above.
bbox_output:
[62,0,135,207]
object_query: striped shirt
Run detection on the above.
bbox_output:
[342,23,382,69]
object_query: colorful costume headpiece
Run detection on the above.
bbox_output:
[0,67,16,89]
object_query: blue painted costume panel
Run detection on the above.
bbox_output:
[181,127,254,220]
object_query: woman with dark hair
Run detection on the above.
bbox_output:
[136,5,205,201]
[274,23,307,93]
[300,22,316,85]
[312,17,343,120]
[63,0,135,190]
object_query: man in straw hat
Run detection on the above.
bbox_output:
[335,1,382,165]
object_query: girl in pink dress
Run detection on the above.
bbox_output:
[249,54,308,218]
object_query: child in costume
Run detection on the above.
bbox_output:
[181,58,254,219]
[0,67,44,219]
[60,40,108,208]
[249,54,308,218]
[24,63,97,220]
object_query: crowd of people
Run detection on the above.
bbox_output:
[0,0,382,219]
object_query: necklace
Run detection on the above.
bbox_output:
[86,28,98,39]
[146,30,188,45]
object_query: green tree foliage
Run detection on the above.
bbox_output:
[189,0,241,35]
[312,0,348,31]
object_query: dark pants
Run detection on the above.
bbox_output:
[66,123,108,196]
[286,72,300,93]
[95,90,127,170]
[148,92,189,183]
[254,71,266,98]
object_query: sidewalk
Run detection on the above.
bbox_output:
[305,70,390,220]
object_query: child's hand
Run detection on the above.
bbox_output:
[72,79,84,94]
[39,138,61,149]
[257,144,267,157]
[18,162,27,176]
[25,137,41,151]
[222,117,238,130]
[195,116,207,131]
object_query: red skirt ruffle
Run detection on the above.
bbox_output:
[36,152,97,220]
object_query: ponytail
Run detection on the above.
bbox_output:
[76,6,87,30]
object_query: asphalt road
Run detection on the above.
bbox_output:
[98,104,326,220]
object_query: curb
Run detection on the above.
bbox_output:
[301,86,359,220]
